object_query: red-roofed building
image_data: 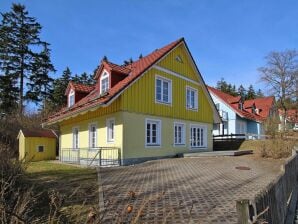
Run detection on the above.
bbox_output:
[43,38,221,165]
[278,109,298,130]
[207,86,275,138]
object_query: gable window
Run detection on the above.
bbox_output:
[190,125,207,148]
[107,118,115,142]
[146,119,161,146]
[174,122,185,145]
[89,123,97,148]
[186,87,198,110]
[68,89,75,107]
[100,71,109,94]
[72,127,79,149]
[155,76,172,104]
[215,103,220,110]
[37,145,44,152]
[238,102,243,110]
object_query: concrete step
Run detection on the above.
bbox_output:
[183,150,253,157]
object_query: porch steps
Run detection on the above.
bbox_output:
[183,150,253,158]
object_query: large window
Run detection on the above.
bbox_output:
[155,76,172,104]
[72,127,79,149]
[107,118,115,142]
[100,72,109,94]
[174,123,185,145]
[190,125,206,148]
[146,119,161,146]
[89,123,97,148]
[186,87,198,110]
[68,90,75,107]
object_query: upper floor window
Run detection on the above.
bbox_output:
[186,87,198,110]
[155,76,172,104]
[68,89,75,107]
[100,71,109,94]
[238,102,243,110]
[215,103,220,110]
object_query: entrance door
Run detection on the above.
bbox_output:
[190,125,207,149]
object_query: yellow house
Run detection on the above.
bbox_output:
[18,129,57,162]
[43,38,221,165]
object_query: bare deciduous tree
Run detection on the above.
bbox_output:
[258,50,298,130]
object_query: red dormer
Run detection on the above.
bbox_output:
[94,60,130,95]
[65,82,95,107]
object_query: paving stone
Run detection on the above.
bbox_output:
[98,156,283,223]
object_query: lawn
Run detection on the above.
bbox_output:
[26,161,99,222]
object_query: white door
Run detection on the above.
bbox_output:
[190,125,207,149]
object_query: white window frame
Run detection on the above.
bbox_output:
[100,70,109,94]
[189,124,207,149]
[68,89,75,107]
[155,75,172,105]
[145,118,162,147]
[36,145,45,152]
[174,122,186,146]
[88,123,97,149]
[106,118,115,143]
[72,127,79,149]
[186,86,198,110]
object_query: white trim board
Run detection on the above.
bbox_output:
[153,65,200,86]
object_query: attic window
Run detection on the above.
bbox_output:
[100,71,109,94]
[238,102,243,110]
[175,55,183,63]
[68,89,75,107]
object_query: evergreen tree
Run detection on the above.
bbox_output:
[49,67,72,111]
[26,43,55,108]
[0,74,18,113]
[246,85,256,100]
[72,72,94,85]
[256,89,264,98]
[0,4,50,114]
[238,85,246,99]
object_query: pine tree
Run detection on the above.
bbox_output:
[246,85,256,100]
[0,4,50,114]
[238,85,246,99]
[26,43,55,108]
[48,67,72,111]
[72,72,94,85]
[256,89,264,98]
[0,74,18,113]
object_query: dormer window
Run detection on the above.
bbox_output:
[68,89,75,107]
[238,102,243,110]
[100,71,109,94]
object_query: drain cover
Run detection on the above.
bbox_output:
[235,166,251,170]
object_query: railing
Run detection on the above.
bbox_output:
[213,134,246,151]
[236,148,298,224]
[60,147,121,167]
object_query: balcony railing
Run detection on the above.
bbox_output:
[60,147,121,167]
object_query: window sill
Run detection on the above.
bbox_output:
[186,107,198,111]
[145,144,161,148]
[155,100,172,106]
[174,144,186,147]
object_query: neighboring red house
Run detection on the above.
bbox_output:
[278,109,298,130]
[207,86,275,138]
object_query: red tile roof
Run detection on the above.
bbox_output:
[65,81,95,95]
[94,61,131,79]
[207,86,274,122]
[279,109,298,123]
[21,128,57,138]
[45,38,184,124]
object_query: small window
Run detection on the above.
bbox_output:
[72,127,79,149]
[89,123,97,148]
[146,119,161,146]
[238,102,243,110]
[215,103,220,110]
[37,145,44,152]
[174,123,185,145]
[186,87,198,110]
[155,76,172,104]
[175,55,183,63]
[100,72,109,94]
[107,118,115,142]
[68,89,75,107]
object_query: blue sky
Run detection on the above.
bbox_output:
[1,0,298,92]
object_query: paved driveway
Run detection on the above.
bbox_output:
[99,156,283,223]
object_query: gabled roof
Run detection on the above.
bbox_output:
[279,109,298,123]
[18,128,57,139]
[65,81,95,95]
[44,38,221,125]
[207,86,274,122]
